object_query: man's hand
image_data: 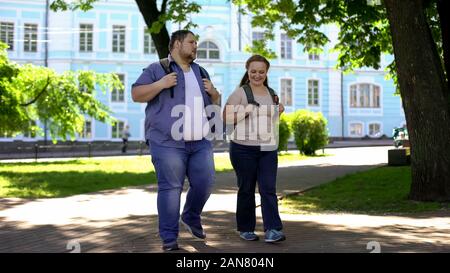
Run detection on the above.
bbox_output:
[159,72,177,89]
[203,78,220,103]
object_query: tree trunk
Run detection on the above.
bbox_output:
[385,0,450,201]
[135,0,170,58]
[437,0,450,87]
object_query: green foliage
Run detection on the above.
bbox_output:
[290,110,328,155]
[50,0,97,11]
[50,0,202,34]
[281,166,445,214]
[233,0,427,89]
[0,42,122,142]
[278,114,291,152]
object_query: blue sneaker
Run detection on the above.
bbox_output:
[162,241,179,251]
[180,218,206,240]
[239,232,259,241]
[264,229,286,243]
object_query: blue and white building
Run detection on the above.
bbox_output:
[0,0,406,142]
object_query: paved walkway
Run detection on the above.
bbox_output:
[1,146,449,253]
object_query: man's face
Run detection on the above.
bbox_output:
[177,33,198,62]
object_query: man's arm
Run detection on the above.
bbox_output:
[131,72,177,102]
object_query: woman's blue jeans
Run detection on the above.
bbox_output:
[229,141,283,232]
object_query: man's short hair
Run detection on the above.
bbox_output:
[169,30,195,51]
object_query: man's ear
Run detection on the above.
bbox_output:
[174,40,181,49]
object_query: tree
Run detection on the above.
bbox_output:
[50,0,202,58]
[234,0,450,201]
[0,42,122,142]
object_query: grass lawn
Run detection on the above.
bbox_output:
[0,152,312,198]
[280,166,449,214]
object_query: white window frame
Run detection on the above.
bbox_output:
[0,21,15,51]
[280,78,294,107]
[23,23,38,52]
[349,122,364,137]
[143,29,156,54]
[79,119,94,140]
[111,73,125,103]
[197,41,220,61]
[280,33,293,60]
[111,119,127,140]
[307,78,321,107]
[349,83,381,109]
[79,23,93,52]
[368,122,382,138]
[308,52,320,61]
[252,31,264,43]
[112,25,126,53]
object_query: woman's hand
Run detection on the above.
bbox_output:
[278,103,285,115]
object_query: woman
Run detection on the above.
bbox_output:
[223,55,286,243]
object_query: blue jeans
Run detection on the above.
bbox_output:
[229,141,283,232]
[149,139,215,244]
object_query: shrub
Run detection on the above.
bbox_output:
[278,114,291,152]
[291,110,328,155]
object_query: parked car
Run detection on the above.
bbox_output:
[392,126,409,148]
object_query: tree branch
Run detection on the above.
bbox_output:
[161,0,168,15]
[20,76,50,107]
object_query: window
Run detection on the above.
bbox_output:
[197,41,220,60]
[81,120,92,139]
[350,123,363,136]
[143,29,156,54]
[280,79,293,106]
[252,32,264,43]
[112,120,125,139]
[23,121,37,138]
[349,83,381,108]
[0,129,13,138]
[24,24,38,52]
[308,80,319,106]
[280,34,292,59]
[308,52,320,61]
[79,24,93,52]
[112,25,125,53]
[369,123,381,137]
[111,74,125,102]
[0,22,14,50]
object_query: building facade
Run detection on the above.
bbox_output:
[0,0,406,143]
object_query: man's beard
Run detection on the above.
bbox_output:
[181,49,196,62]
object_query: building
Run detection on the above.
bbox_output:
[0,0,406,143]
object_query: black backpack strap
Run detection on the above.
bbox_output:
[159,58,174,98]
[199,66,209,79]
[242,84,260,107]
[267,87,279,105]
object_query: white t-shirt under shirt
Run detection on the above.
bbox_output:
[183,68,208,141]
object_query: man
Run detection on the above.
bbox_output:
[131,30,220,251]
[121,125,130,153]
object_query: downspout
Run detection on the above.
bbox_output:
[238,4,241,51]
[340,70,344,139]
[44,0,49,145]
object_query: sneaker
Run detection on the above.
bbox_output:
[180,218,206,240]
[239,232,259,241]
[162,241,179,251]
[264,229,286,243]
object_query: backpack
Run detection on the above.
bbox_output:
[159,58,209,98]
[241,84,279,106]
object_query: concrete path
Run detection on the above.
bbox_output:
[1,146,449,253]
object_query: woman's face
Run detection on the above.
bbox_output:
[247,61,268,87]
